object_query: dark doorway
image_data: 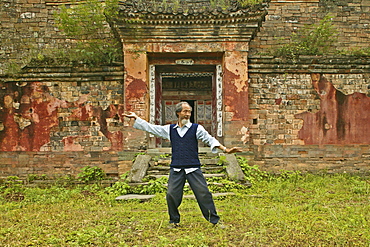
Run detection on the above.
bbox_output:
[157,67,215,147]
[160,70,214,134]
[148,53,223,148]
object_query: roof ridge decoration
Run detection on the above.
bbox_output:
[118,0,268,18]
[112,0,270,43]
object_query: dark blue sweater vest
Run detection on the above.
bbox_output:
[169,123,201,169]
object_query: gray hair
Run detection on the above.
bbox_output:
[175,101,192,117]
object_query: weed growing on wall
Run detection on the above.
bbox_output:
[341,47,370,57]
[237,156,270,183]
[272,15,338,57]
[238,0,264,6]
[50,0,121,66]
[209,0,263,9]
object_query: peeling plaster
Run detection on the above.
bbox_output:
[0,81,127,151]
[295,74,370,145]
[223,67,248,121]
[239,126,250,144]
[223,50,249,121]
[63,136,84,151]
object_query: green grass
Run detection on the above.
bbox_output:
[1,173,369,246]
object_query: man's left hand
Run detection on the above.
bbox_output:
[225,147,243,153]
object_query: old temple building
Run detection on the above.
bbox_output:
[0,0,369,177]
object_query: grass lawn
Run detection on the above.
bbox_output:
[1,173,369,246]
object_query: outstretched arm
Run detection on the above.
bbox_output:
[217,145,242,154]
[123,112,138,120]
[196,124,242,154]
[123,112,170,140]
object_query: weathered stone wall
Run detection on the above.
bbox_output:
[1,0,370,178]
[246,55,370,173]
[0,151,136,178]
[248,144,370,174]
[0,65,146,178]
[248,56,370,146]
[0,0,117,75]
[0,65,150,152]
[1,57,369,178]
[249,0,370,55]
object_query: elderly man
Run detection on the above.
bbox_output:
[124,102,241,229]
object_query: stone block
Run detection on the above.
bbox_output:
[128,155,151,183]
[222,154,245,182]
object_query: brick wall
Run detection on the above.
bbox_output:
[0,62,369,178]
[1,0,370,177]
[0,0,117,75]
[246,55,370,174]
[0,64,152,178]
[249,0,370,55]
[0,151,137,179]
[2,0,369,75]
[0,65,150,151]
[248,144,370,174]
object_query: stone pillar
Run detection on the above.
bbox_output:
[222,43,249,146]
[123,44,149,149]
[123,44,148,115]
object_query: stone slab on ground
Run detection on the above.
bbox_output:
[183,192,235,199]
[115,194,156,201]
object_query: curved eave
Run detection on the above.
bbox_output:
[114,24,261,43]
[112,3,268,43]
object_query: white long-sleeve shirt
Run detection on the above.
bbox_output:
[133,117,221,174]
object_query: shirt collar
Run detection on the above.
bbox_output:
[173,122,192,129]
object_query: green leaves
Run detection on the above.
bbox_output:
[139,176,168,195]
[51,0,121,65]
[55,0,108,39]
[273,15,338,57]
[237,156,269,184]
[1,172,369,246]
[77,166,106,183]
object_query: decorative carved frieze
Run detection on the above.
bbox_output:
[112,0,269,43]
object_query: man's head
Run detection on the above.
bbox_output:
[175,102,192,125]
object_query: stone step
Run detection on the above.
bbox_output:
[115,194,156,201]
[148,166,170,171]
[128,181,225,187]
[115,192,235,201]
[148,164,223,170]
[147,166,224,175]
[129,154,248,188]
[147,173,226,179]
[151,158,220,167]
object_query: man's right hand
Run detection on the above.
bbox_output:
[124,112,138,119]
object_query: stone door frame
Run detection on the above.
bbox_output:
[148,59,224,148]
[123,42,249,149]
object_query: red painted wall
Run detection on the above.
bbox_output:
[296,74,370,144]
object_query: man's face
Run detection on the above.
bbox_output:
[178,103,192,121]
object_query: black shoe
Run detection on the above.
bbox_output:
[168,223,180,229]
